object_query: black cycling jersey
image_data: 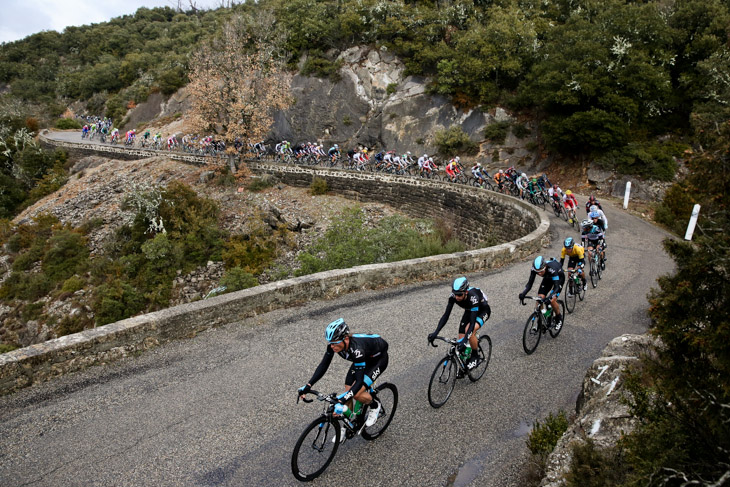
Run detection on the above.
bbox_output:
[586,200,603,213]
[433,287,491,340]
[521,259,565,298]
[307,334,388,401]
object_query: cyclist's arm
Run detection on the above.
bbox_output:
[306,347,335,387]
[520,271,537,299]
[433,298,456,336]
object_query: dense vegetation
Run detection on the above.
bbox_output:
[1,0,728,179]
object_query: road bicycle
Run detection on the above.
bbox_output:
[525,190,546,210]
[471,175,495,191]
[520,296,566,355]
[564,266,586,313]
[586,243,606,288]
[292,383,398,482]
[427,334,492,408]
[565,205,578,227]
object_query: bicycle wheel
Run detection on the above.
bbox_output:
[561,207,569,221]
[565,279,576,314]
[428,355,458,408]
[523,312,542,355]
[578,275,586,301]
[597,255,604,279]
[550,300,565,338]
[590,257,598,288]
[362,382,398,440]
[468,335,492,382]
[291,415,341,482]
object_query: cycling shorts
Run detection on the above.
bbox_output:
[567,257,585,269]
[345,353,388,389]
[458,308,489,337]
[538,274,565,297]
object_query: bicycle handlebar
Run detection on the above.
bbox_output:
[429,336,459,348]
[297,389,337,405]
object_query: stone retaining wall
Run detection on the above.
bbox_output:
[0,134,549,395]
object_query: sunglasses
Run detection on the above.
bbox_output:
[328,339,343,345]
[453,292,466,297]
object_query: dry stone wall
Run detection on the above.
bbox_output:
[1,135,548,395]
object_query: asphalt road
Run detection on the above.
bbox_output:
[2,139,675,486]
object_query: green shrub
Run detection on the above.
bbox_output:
[56,312,94,337]
[433,126,479,157]
[483,122,510,144]
[596,140,683,181]
[220,267,258,292]
[301,52,342,82]
[61,275,85,293]
[526,410,569,455]
[296,208,467,276]
[54,118,82,130]
[247,175,275,192]
[42,229,89,283]
[310,177,328,195]
[0,343,19,354]
[386,83,398,95]
[343,115,352,126]
[512,123,531,139]
[93,279,145,326]
[565,441,626,487]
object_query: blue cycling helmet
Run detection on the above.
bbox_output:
[589,211,600,219]
[564,237,574,249]
[452,277,469,293]
[532,256,546,272]
[325,318,349,343]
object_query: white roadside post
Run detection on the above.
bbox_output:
[685,204,701,241]
[623,181,631,209]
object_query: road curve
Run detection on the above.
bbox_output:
[1,139,675,486]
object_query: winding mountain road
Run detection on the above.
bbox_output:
[1,136,675,486]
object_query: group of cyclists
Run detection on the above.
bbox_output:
[296,193,609,446]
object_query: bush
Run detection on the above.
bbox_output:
[55,118,82,130]
[93,279,145,326]
[565,441,626,487]
[61,275,85,293]
[246,175,275,192]
[301,53,342,82]
[296,208,467,276]
[527,410,570,455]
[0,343,19,354]
[512,123,531,139]
[483,122,511,144]
[310,177,328,195]
[433,126,479,157]
[220,267,258,292]
[596,140,683,181]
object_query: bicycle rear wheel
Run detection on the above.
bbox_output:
[523,312,542,355]
[597,255,603,279]
[550,300,565,338]
[362,383,398,440]
[565,280,576,314]
[428,355,457,408]
[468,335,492,382]
[578,276,586,301]
[291,415,341,482]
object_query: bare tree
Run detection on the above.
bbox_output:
[187,11,291,171]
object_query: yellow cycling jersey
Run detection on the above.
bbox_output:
[561,244,585,260]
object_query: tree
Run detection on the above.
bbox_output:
[186,11,292,164]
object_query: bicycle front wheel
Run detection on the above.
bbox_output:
[291,415,341,482]
[523,312,542,355]
[565,280,576,314]
[428,356,457,408]
[550,300,565,338]
[362,382,398,440]
[468,335,492,382]
[590,257,599,288]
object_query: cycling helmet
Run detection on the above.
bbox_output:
[564,237,574,249]
[553,184,557,189]
[423,154,428,158]
[589,211,600,219]
[532,256,547,272]
[590,205,598,212]
[565,190,572,195]
[334,144,338,148]
[325,318,349,343]
[522,173,527,178]
[589,194,596,201]
[581,219,593,229]
[452,277,469,294]
[455,156,460,162]
[407,151,411,155]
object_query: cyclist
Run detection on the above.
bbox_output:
[559,237,587,292]
[548,184,563,212]
[427,277,491,371]
[471,162,487,187]
[581,218,606,267]
[563,190,579,222]
[519,256,565,330]
[298,319,388,430]
[589,205,608,232]
[516,172,529,199]
[585,194,602,214]
[445,157,461,182]
[328,144,340,163]
[494,170,507,193]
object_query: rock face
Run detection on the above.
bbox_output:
[268,46,538,167]
[541,334,655,487]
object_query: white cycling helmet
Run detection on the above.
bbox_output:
[522,173,527,178]
[590,205,598,212]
